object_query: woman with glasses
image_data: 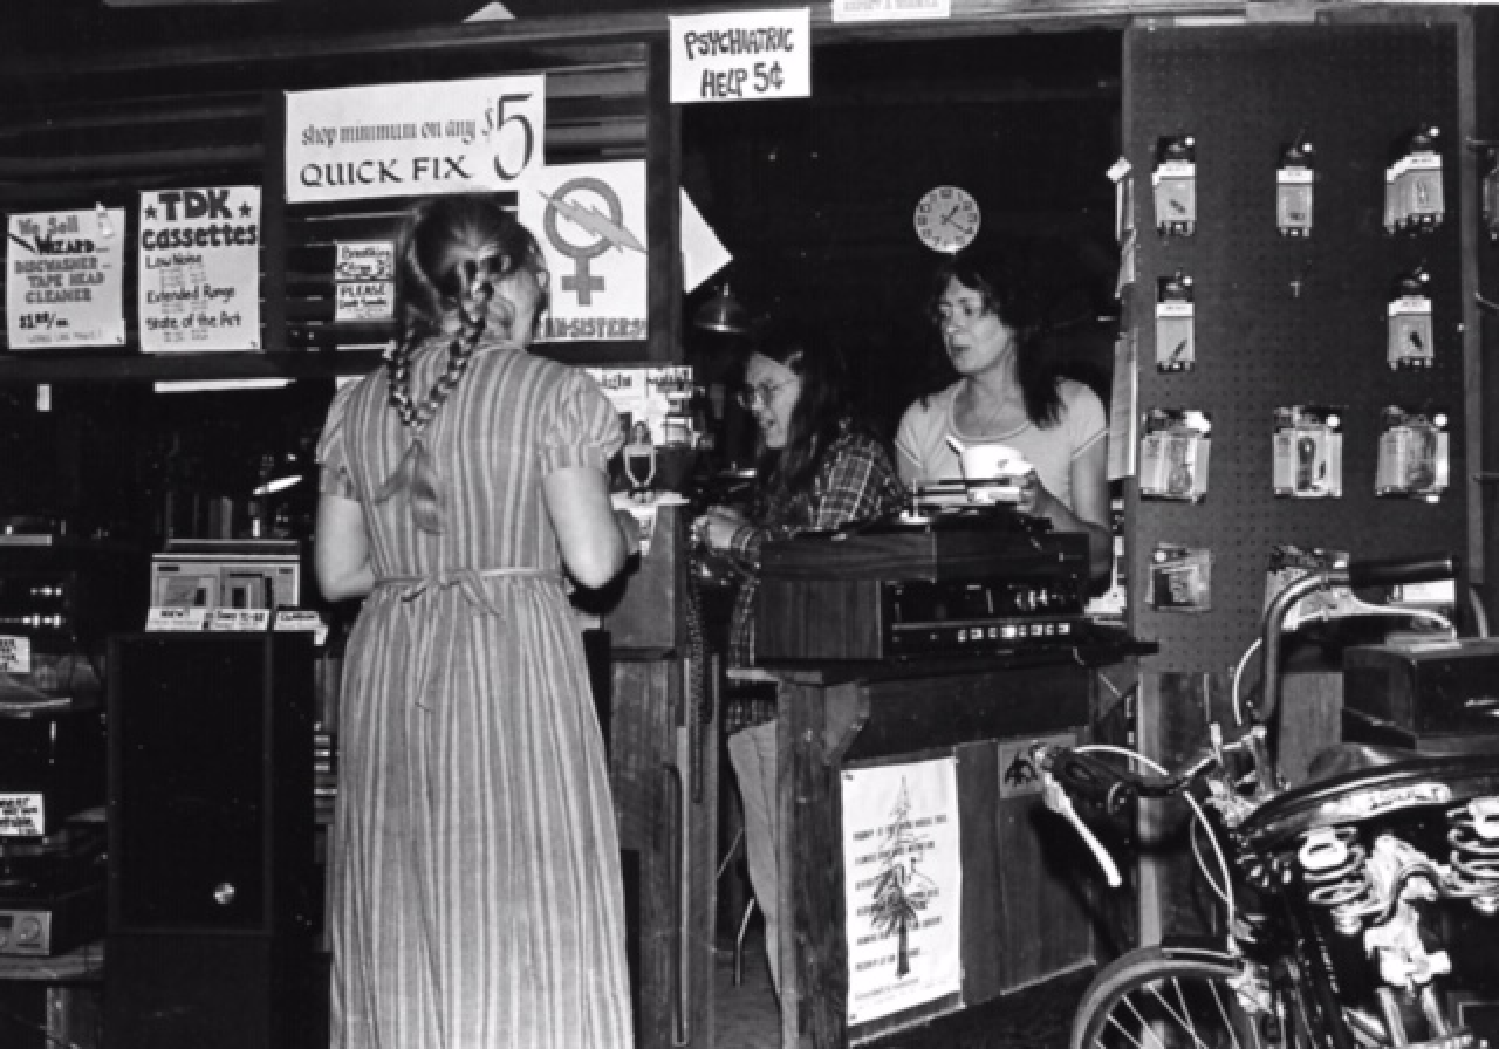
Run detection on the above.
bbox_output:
[895,246,1113,583]
[693,317,905,995]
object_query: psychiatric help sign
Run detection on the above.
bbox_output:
[668,8,810,104]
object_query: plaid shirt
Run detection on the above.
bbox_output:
[726,429,906,669]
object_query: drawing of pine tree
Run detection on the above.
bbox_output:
[869,779,920,977]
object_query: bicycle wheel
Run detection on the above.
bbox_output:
[1070,946,1283,1049]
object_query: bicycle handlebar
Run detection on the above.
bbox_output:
[1258,552,1460,727]
[1345,553,1459,591]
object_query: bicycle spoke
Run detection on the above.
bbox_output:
[1101,1010,1150,1049]
[1147,981,1212,1049]
[1125,992,1171,1049]
[1206,975,1246,1049]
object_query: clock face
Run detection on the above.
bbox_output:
[913,186,981,254]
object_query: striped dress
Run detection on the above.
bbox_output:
[316,336,633,1049]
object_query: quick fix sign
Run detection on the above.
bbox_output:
[285,76,545,204]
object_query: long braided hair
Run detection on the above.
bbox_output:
[374,196,548,532]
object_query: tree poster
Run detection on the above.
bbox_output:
[841,757,962,1025]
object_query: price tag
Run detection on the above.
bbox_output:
[146,606,211,631]
[0,635,31,675]
[274,610,329,644]
[210,608,272,631]
[669,8,810,104]
[0,793,45,837]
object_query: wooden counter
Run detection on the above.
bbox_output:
[768,641,1144,1049]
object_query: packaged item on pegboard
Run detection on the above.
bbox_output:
[1139,408,1211,502]
[1384,124,1445,234]
[1483,146,1499,241]
[1155,271,1194,371]
[1152,135,1196,236]
[1375,405,1450,502]
[1264,545,1358,630]
[1275,135,1314,238]
[1149,543,1211,612]
[1387,268,1434,369]
[1272,405,1343,499]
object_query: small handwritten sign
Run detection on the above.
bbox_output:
[669,8,810,104]
[6,208,127,349]
[138,186,262,353]
[210,608,272,631]
[0,793,44,837]
[0,635,31,675]
[336,281,394,322]
[146,606,211,631]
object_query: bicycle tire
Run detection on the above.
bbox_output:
[1070,945,1287,1049]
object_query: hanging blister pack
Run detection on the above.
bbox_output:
[1139,408,1212,502]
[1275,136,1314,237]
[1155,271,1194,372]
[1387,268,1434,369]
[1272,405,1344,499]
[1384,125,1445,233]
[1265,545,1359,630]
[1376,406,1450,502]
[1149,543,1212,613]
[1482,146,1499,242]
[1153,135,1196,237]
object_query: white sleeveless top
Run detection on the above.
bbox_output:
[894,378,1107,512]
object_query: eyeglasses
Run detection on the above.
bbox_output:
[736,378,795,410]
[934,299,987,330]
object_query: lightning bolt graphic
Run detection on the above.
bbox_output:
[539,190,645,254]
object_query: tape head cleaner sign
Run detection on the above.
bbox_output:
[669,8,810,104]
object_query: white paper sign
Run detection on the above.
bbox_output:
[832,0,950,22]
[669,9,810,104]
[586,365,692,443]
[519,161,649,342]
[842,758,963,1025]
[334,241,394,281]
[0,793,44,837]
[210,608,272,631]
[146,606,211,631]
[285,76,545,204]
[0,635,31,675]
[336,281,394,322]
[138,186,262,353]
[6,208,127,349]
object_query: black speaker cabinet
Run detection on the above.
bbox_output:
[106,631,317,935]
[105,632,320,1049]
[106,932,320,1049]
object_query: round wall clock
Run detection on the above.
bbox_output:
[913,185,981,254]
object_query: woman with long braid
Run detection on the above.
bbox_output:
[314,195,639,1049]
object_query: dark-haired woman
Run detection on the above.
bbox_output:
[694,324,905,994]
[895,251,1112,583]
[314,196,638,1049]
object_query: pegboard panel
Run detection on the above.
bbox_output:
[1125,24,1467,674]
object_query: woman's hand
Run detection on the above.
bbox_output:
[614,507,642,557]
[1016,470,1053,518]
[693,506,748,554]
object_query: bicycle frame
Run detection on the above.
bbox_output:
[1047,553,1499,1049]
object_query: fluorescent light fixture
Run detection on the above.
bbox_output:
[154,377,295,393]
[252,474,304,496]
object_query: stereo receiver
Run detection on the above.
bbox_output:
[755,514,1090,663]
